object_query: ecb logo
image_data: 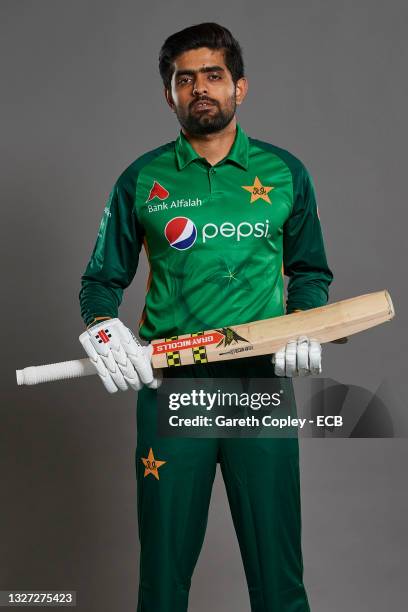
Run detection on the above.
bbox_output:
[164,217,197,250]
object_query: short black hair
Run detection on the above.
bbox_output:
[159,22,244,90]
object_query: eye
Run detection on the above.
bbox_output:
[208,73,221,80]
[177,76,191,85]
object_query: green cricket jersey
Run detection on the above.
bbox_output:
[79,123,333,340]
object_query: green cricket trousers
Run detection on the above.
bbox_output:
[135,356,311,612]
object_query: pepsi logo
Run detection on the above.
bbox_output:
[164,217,197,250]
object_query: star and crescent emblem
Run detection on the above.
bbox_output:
[242,176,274,204]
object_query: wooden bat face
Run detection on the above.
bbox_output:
[151,290,395,368]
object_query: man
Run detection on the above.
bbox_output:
[79,23,332,612]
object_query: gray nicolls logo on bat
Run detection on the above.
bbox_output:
[215,327,249,348]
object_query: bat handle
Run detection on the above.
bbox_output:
[16,358,97,386]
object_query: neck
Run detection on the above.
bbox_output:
[182,117,237,166]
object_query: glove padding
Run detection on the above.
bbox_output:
[272,336,322,377]
[79,318,162,393]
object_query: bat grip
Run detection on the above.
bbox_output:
[16,358,97,386]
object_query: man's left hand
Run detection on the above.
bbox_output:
[272,336,322,377]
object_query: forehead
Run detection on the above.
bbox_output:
[172,47,227,70]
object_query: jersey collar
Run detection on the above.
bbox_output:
[175,123,249,171]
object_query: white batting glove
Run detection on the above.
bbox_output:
[272,336,322,377]
[79,318,162,393]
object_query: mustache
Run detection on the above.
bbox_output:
[190,97,218,109]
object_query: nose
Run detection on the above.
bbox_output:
[192,73,208,96]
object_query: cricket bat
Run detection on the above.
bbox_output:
[16,290,394,386]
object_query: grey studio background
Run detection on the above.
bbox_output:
[1,1,407,611]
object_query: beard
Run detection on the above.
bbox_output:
[175,93,237,135]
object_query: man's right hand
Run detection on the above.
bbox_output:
[79,318,162,393]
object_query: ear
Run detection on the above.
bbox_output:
[235,77,248,106]
[164,87,176,112]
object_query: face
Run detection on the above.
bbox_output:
[165,47,248,135]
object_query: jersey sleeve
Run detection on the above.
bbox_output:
[79,178,143,327]
[283,164,333,313]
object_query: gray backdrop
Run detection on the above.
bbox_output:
[1,0,407,610]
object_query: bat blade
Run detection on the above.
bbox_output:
[16,290,395,385]
[151,290,395,368]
